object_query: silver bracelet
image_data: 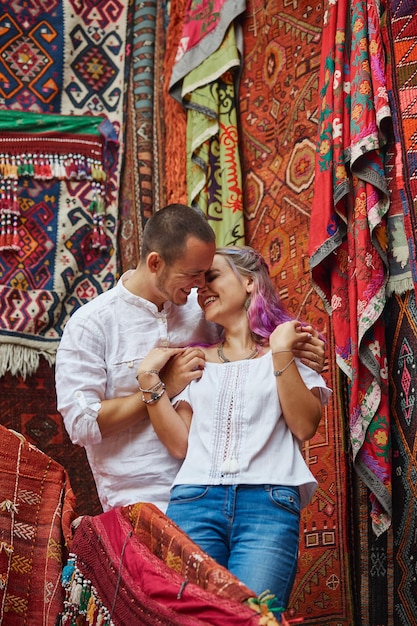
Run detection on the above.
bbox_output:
[136,370,161,393]
[271,349,293,354]
[273,357,295,377]
[137,380,163,394]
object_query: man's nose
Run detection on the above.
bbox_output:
[194,274,206,288]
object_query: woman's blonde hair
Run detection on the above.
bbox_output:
[215,246,293,343]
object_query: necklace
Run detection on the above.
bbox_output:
[217,341,259,363]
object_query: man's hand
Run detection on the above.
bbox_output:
[292,325,326,373]
[161,347,206,398]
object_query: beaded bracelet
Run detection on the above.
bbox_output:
[142,384,166,405]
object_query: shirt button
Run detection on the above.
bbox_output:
[127,361,133,368]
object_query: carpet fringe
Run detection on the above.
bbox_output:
[0,344,55,380]
[386,277,414,298]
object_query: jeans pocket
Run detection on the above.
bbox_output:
[268,485,300,516]
[169,484,209,503]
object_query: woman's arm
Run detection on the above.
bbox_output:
[137,369,192,458]
[270,322,323,441]
[136,348,195,458]
[98,347,205,438]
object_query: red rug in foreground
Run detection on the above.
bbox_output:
[65,504,286,625]
[0,425,76,625]
[0,358,102,518]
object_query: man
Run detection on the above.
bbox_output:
[56,204,325,513]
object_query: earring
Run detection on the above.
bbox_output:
[244,297,251,310]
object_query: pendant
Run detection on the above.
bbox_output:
[220,456,239,473]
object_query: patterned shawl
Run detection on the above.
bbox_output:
[169,0,246,246]
[309,0,392,535]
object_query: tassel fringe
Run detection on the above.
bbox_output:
[0,147,108,254]
[0,343,56,380]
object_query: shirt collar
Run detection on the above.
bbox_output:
[118,270,175,315]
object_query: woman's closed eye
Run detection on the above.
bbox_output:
[205,271,219,283]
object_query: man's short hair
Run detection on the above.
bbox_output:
[140,204,215,265]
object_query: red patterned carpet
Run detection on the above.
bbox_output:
[0,425,76,623]
[0,358,102,518]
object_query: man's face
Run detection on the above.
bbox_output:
[155,236,216,306]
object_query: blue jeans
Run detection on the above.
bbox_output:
[166,484,300,611]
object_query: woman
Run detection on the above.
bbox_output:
[136,246,331,615]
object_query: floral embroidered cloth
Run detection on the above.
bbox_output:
[309,0,392,535]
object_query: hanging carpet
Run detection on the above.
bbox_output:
[383,0,417,297]
[380,0,414,298]
[386,290,417,624]
[0,109,118,377]
[238,0,353,623]
[169,0,246,246]
[309,0,392,536]
[118,0,171,272]
[0,0,129,378]
[382,1,417,622]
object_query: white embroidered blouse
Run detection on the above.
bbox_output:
[172,351,332,508]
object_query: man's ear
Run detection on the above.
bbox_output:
[147,252,162,274]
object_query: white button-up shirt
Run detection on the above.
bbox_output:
[55,271,218,512]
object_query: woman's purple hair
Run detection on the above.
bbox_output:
[215,246,294,343]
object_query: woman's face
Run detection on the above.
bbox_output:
[197,254,250,324]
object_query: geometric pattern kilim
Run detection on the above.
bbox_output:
[0,424,76,623]
[386,290,417,624]
[0,0,129,378]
